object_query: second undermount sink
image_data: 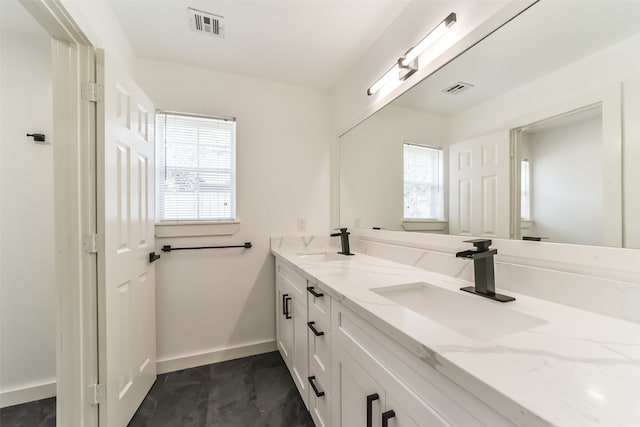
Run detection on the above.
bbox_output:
[296,251,350,262]
[372,282,547,341]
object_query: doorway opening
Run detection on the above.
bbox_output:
[1,1,98,426]
[512,104,605,245]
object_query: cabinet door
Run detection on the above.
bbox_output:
[276,282,293,369]
[291,295,309,408]
[332,342,385,427]
[383,395,421,427]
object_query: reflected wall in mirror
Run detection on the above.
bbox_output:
[339,0,640,248]
[514,105,605,246]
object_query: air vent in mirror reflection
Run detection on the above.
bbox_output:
[442,82,475,94]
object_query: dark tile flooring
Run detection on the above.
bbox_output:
[0,397,56,427]
[1,351,314,427]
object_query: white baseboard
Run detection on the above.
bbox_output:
[0,381,56,408]
[157,340,277,374]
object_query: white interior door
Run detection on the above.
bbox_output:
[96,49,157,426]
[449,130,511,238]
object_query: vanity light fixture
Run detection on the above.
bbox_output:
[367,64,400,96]
[367,12,457,96]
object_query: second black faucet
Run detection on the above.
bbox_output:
[330,228,354,256]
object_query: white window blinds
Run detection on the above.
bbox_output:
[403,143,443,220]
[156,111,236,222]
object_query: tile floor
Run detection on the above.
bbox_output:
[1,351,314,427]
[0,397,55,427]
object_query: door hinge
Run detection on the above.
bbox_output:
[82,233,103,254]
[81,82,104,103]
[88,383,105,405]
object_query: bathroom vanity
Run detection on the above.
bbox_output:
[272,235,640,427]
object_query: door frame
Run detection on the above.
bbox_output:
[18,1,99,426]
[507,84,622,246]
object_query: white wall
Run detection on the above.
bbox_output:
[136,58,332,368]
[340,105,450,231]
[526,115,603,245]
[0,9,56,405]
[60,0,136,73]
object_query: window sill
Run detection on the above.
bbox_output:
[401,220,448,232]
[155,221,241,238]
[521,219,534,230]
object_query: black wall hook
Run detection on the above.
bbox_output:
[27,133,46,143]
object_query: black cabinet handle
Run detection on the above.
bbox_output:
[148,252,161,263]
[282,294,288,316]
[382,410,396,427]
[367,393,379,427]
[308,376,325,397]
[306,286,324,298]
[284,296,292,319]
[307,321,324,336]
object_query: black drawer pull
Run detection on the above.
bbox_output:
[307,321,324,336]
[284,295,292,319]
[367,393,379,427]
[306,286,324,298]
[308,376,325,397]
[382,410,396,427]
[282,293,288,316]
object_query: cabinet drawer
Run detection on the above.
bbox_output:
[307,280,330,322]
[308,374,331,427]
[277,261,307,302]
[308,314,331,386]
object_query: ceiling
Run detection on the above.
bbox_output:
[394,0,640,116]
[109,0,411,90]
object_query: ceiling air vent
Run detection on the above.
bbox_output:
[188,8,224,38]
[442,82,474,95]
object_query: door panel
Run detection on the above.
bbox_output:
[449,130,511,238]
[332,342,385,427]
[97,50,156,427]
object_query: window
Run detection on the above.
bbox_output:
[403,143,443,220]
[521,159,531,220]
[156,111,236,222]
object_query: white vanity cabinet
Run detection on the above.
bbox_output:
[332,301,512,427]
[332,305,449,427]
[275,260,310,408]
[275,255,510,427]
[332,341,430,427]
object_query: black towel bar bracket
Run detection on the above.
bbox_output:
[161,242,252,252]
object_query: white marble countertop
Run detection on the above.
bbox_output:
[271,245,640,427]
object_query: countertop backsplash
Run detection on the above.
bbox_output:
[272,230,640,325]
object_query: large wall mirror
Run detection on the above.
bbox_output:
[340,0,640,248]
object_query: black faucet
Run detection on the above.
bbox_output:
[330,228,354,256]
[455,239,514,302]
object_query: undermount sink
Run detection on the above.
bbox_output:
[372,282,547,341]
[296,251,349,262]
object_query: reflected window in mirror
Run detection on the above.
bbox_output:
[403,143,444,220]
[521,159,531,221]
